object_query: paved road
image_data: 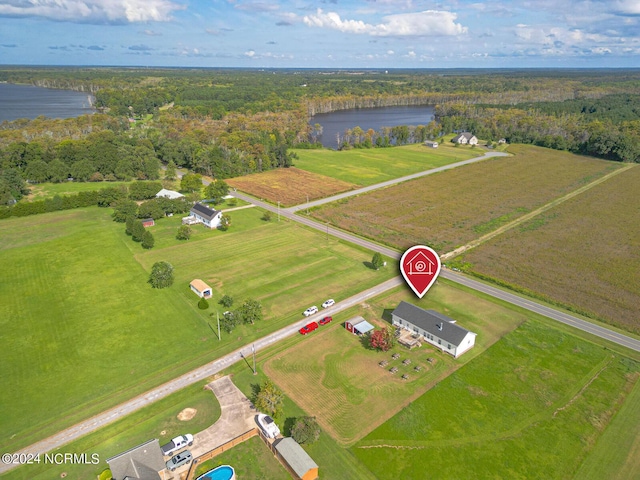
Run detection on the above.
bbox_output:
[231,191,640,354]
[287,151,508,212]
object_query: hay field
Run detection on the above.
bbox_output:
[293,143,478,186]
[353,320,640,479]
[457,164,640,333]
[226,167,357,206]
[309,145,619,252]
[263,281,527,445]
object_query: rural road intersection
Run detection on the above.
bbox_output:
[3,150,639,474]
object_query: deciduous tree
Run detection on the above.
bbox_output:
[148,261,174,289]
[254,379,284,419]
[291,416,321,445]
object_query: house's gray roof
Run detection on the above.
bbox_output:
[452,132,475,142]
[274,437,318,477]
[106,439,164,480]
[191,203,220,221]
[392,301,475,347]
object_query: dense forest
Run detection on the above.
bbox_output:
[1,67,639,205]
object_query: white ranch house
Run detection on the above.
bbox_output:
[451,132,478,145]
[391,301,476,358]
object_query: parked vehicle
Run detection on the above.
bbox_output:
[256,413,281,438]
[303,306,318,316]
[319,316,332,326]
[322,299,335,308]
[299,321,319,335]
[161,434,193,456]
[166,450,192,471]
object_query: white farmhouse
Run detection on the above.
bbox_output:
[183,203,222,229]
[391,301,476,358]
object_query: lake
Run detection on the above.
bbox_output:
[0,83,94,122]
[310,105,435,149]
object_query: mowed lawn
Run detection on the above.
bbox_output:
[226,167,357,207]
[263,281,527,445]
[135,209,396,329]
[0,208,214,451]
[458,164,640,333]
[293,143,479,186]
[0,207,393,453]
[353,320,640,480]
[310,145,619,252]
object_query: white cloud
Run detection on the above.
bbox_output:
[0,0,184,24]
[303,9,467,37]
[613,0,640,15]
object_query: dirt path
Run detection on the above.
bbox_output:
[441,163,637,261]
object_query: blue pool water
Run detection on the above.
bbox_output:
[196,465,235,480]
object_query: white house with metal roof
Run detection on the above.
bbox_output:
[183,203,222,229]
[391,301,476,358]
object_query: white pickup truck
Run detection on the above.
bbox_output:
[161,434,194,456]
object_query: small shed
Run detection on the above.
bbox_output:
[274,437,319,480]
[141,218,155,228]
[190,279,212,299]
[345,316,375,336]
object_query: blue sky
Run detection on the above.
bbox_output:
[1,0,639,68]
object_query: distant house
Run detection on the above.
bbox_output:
[141,218,155,228]
[424,140,439,148]
[451,132,478,145]
[391,301,476,358]
[156,188,184,200]
[274,437,319,480]
[106,439,165,480]
[190,279,213,299]
[345,316,375,336]
[183,203,222,229]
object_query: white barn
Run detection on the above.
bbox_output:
[391,301,476,358]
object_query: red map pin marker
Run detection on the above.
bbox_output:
[400,245,441,298]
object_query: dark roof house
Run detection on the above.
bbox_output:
[391,301,476,357]
[106,439,165,480]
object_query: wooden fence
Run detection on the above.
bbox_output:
[183,428,258,480]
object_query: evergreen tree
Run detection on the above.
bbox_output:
[141,230,155,249]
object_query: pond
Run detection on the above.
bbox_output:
[309,104,435,149]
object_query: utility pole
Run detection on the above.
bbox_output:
[252,344,257,375]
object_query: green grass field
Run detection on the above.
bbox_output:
[293,143,479,186]
[263,281,527,445]
[352,320,640,479]
[0,206,394,452]
[25,180,132,200]
[5,382,221,480]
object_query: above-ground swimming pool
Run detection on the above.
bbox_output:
[196,464,236,480]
